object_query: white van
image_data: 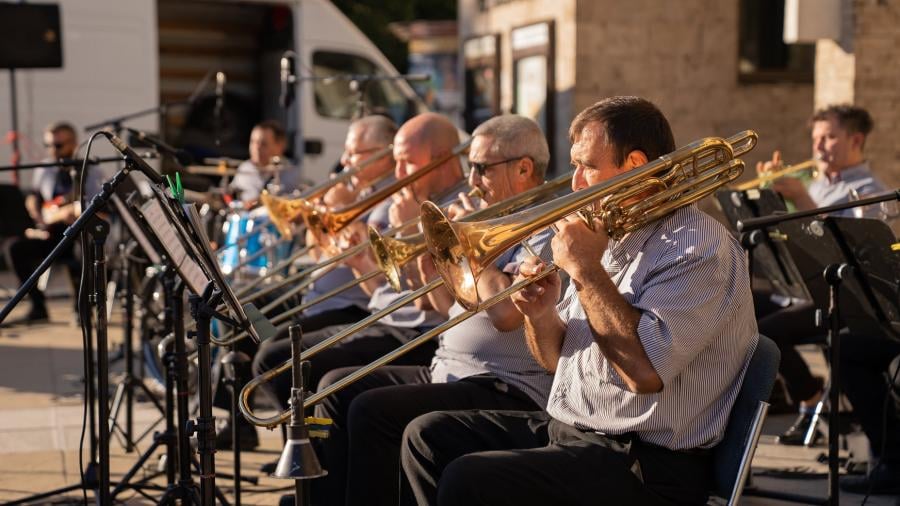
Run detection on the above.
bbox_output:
[0,0,427,185]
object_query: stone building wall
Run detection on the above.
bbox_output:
[574,0,814,181]
[459,0,577,174]
[461,0,815,184]
[852,0,900,189]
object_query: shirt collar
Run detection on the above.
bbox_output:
[825,161,870,184]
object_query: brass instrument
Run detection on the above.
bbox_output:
[730,159,818,192]
[238,132,757,428]
[370,172,573,292]
[259,144,395,239]
[423,131,757,310]
[237,174,573,426]
[218,178,566,347]
[303,139,472,246]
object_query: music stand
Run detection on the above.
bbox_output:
[742,214,900,505]
[716,188,810,301]
[138,181,268,505]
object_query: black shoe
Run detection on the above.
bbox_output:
[259,459,278,474]
[840,462,900,495]
[215,418,259,451]
[278,494,294,506]
[777,412,821,445]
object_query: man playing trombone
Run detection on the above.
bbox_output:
[311,115,556,506]
[251,112,465,416]
[401,97,759,505]
[224,115,398,450]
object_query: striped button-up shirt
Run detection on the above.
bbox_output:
[547,204,758,450]
[431,229,555,407]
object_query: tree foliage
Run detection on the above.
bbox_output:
[330,0,456,73]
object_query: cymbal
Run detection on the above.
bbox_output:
[186,165,238,176]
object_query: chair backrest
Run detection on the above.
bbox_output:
[712,334,781,499]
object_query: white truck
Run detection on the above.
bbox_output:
[0,0,427,186]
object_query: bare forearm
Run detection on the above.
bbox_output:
[423,284,453,317]
[792,193,818,212]
[25,195,42,223]
[576,269,662,393]
[523,313,565,372]
[477,267,524,331]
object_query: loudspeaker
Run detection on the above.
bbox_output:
[0,3,63,69]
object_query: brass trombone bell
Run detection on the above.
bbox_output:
[259,145,394,239]
[730,159,819,191]
[259,191,315,240]
[368,172,574,292]
[304,139,472,246]
[423,131,759,310]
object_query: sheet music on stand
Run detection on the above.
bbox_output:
[140,182,262,343]
[775,216,900,342]
[111,194,163,265]
[716,188,811,301]
[140,192,209,295]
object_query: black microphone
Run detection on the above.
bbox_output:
[103,132,166,185]
[125,127,193,167]
[279,54,295,108]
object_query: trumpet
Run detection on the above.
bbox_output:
[730,158,818,191]
[239,131,757,427]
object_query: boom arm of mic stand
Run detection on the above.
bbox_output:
[737,190,900,231]
[0,162,141,323]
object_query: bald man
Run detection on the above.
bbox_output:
[251,112,466,418]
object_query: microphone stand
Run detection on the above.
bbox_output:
[84,102,190,140]
[0,153,158,172]
[188,283,248,506]
[738,193,900,506]
[736,190,900,232]
[0,151,165,504]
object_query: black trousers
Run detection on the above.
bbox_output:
[8,222,79,310]
[840,334,900,464]
[401,410,713,506]
[313,366,539,506]
[756,298,824,403]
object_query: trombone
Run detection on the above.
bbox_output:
[238,130,757,427]
[228,139,471,299]
[730,158,818,191]
[212,145,397,281]
[219,173,571,348]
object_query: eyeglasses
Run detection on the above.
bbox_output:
[469,156,528,177]
[44,142,66,150]
[347,146,385,158]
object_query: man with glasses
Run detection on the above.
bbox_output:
[5,121,101,325]
[224,116,398,451]
[308,114,556,506]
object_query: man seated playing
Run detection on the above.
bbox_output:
[311,115,556,506]
[754,105,888,444]
[230,119,301,203]
[7,121,102,325]
[251,112,466,414]
[401,96,759,505]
